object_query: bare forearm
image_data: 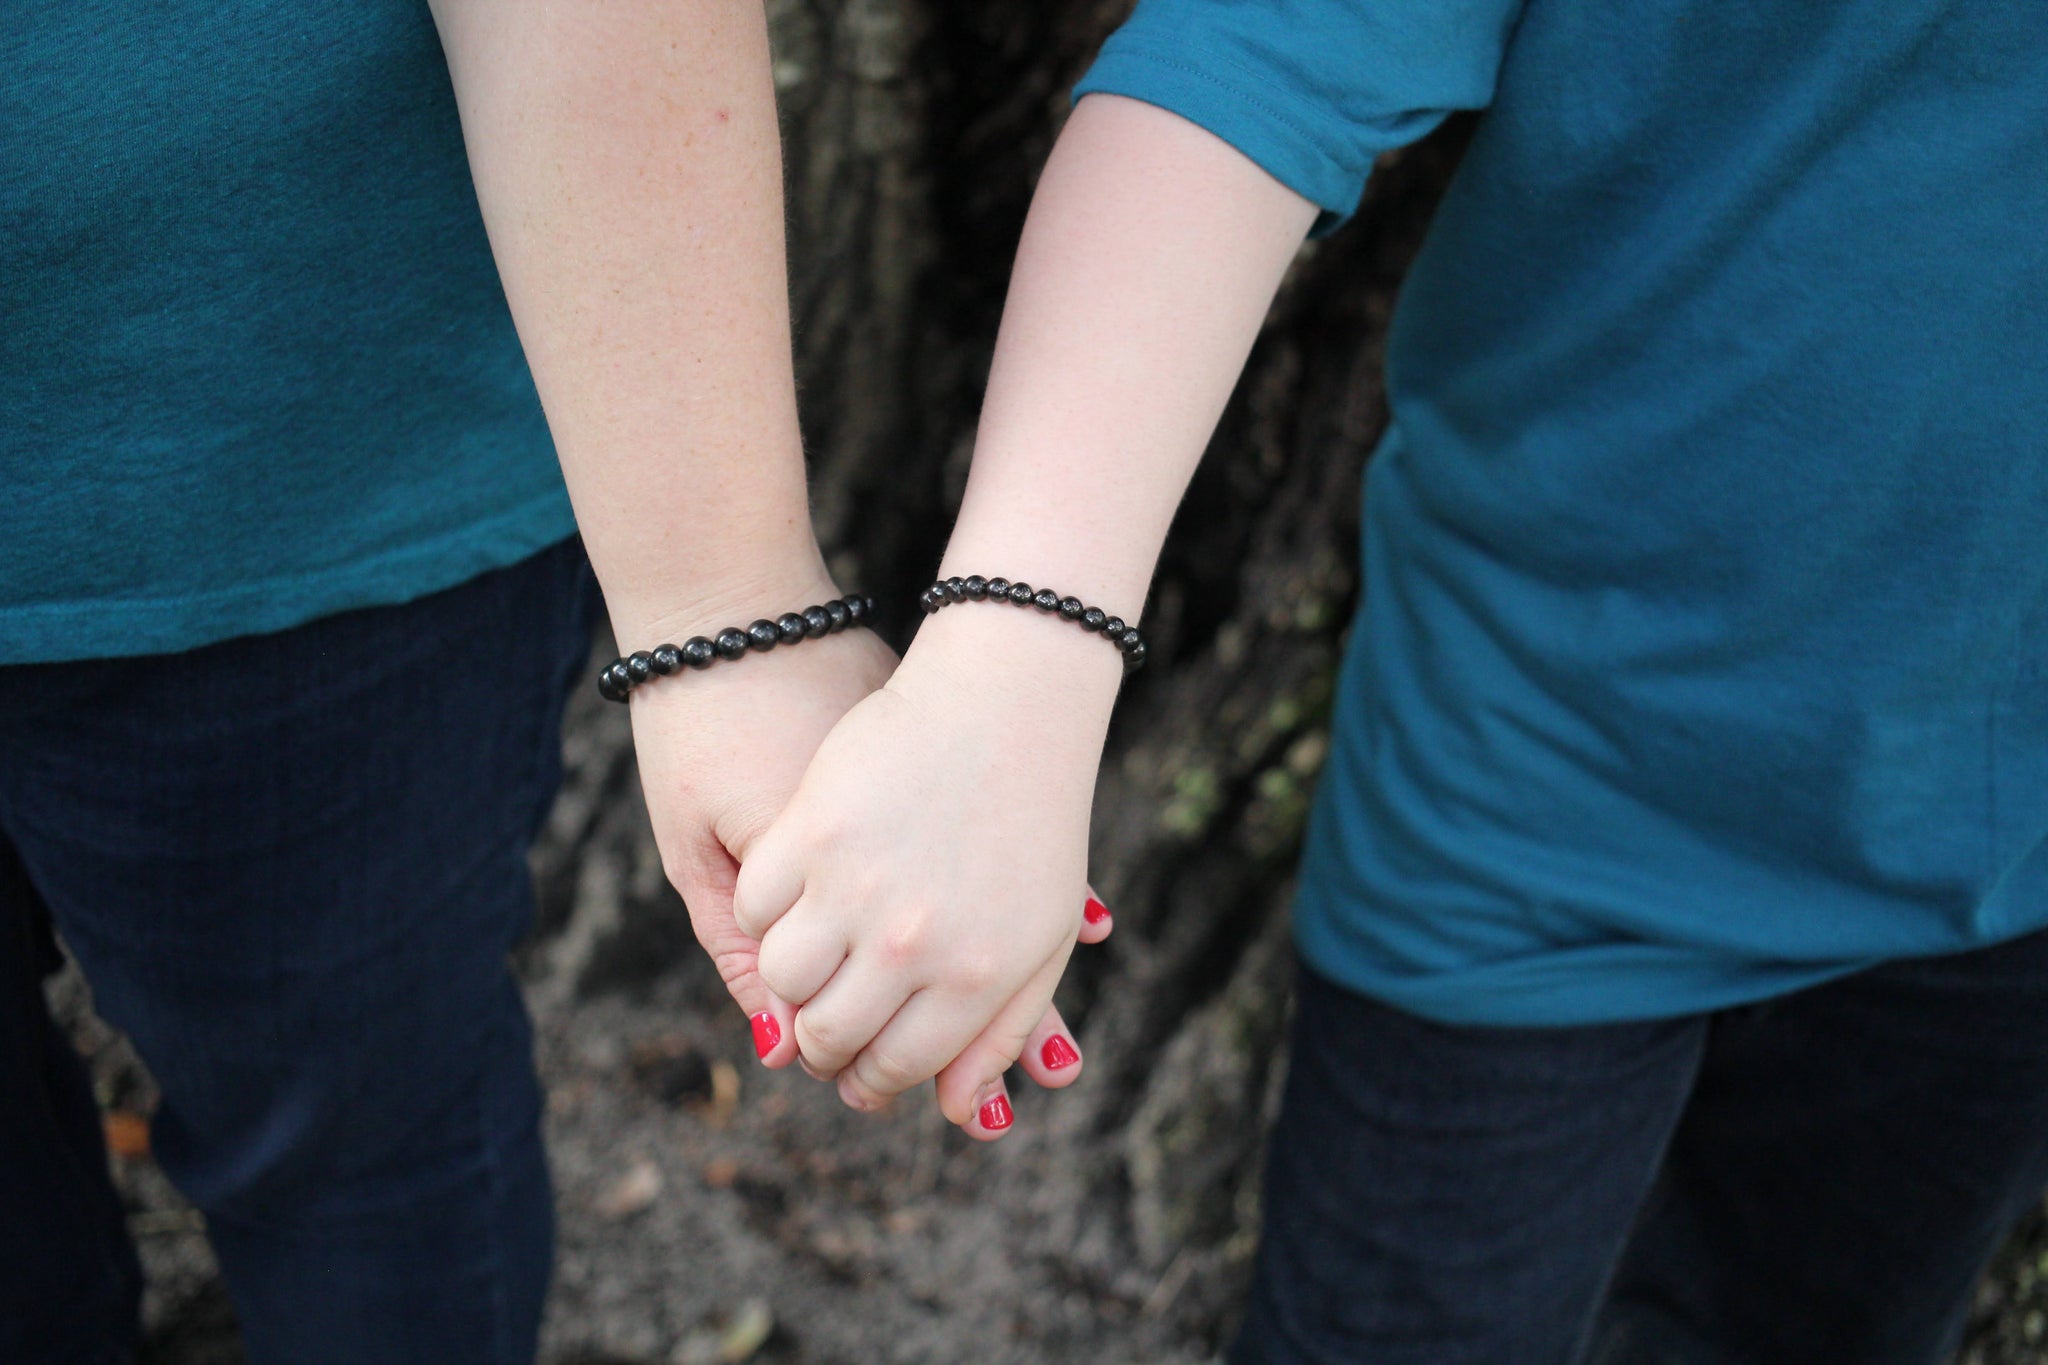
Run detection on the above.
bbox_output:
[432,0,824,643]
[932,94,1320,662]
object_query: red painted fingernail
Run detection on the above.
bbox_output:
[1041,1035,1080,1069]
[978,1094,1014,1131]
[750,1012,781,1059]
[1084,896,1110,924]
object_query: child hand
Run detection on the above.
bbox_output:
[732,604,1124,1134]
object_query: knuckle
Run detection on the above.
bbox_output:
[857,1046,922,1095]
[710,950,759,991]
[753,939,803,1001]
[875,916,931,971]
[798,1012,857,1064]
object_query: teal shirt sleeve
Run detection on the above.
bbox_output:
[1073,0,1528,231]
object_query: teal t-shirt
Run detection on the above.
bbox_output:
[1078,0,2048,1024]
[1,2,576,664]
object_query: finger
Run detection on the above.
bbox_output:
[832,989,976,1111]
[753,899,849,1005]
[729,817,807,941]
[1015,1003,1085,1091]
[1077,887,1114,946]
[963,1078,1014,1142]
[931,952,1071,1133]
[746,999,800,1070]
[792,961,916,1079]
[666,846,801,1069]
[831,987,1030,1139]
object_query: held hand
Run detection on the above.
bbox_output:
[625,580,898,1069]
[732,605,1124,1135]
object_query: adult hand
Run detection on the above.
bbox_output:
[733,604,1123,1137]
[625,572,895,1069]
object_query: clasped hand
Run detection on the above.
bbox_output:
[634,595,1122,1139]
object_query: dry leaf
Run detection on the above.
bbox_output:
[594,1158,663,1220]
[706,1061,740,1129]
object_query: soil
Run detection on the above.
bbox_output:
[51,925,2048,1365]
[61,954,1212,1365]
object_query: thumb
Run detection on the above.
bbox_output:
[666,836,801,1070]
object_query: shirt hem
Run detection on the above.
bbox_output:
[0,494,581,665]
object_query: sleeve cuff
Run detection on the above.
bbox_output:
[1073,39,1377,235]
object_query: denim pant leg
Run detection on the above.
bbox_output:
[1233,959,1708,1365]
[1594,927,2048,1365]
[0,840,144,1365]
[0,540,597,1365]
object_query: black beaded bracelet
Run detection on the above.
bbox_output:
[597,592,877,703]
[917,575,1147,673]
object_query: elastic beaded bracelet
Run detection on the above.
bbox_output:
[597,592,877,703]
[917,575,1147,673]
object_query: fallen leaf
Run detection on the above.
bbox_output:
[594,1158,663,1220]
[669,1299,775,1365]
[706,1061,740,1129]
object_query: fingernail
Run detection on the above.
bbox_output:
[1084,896,1110,925]
[1041,1035,1080,1069]
[978,1093,1014,1132]
[750,1012,781,1060]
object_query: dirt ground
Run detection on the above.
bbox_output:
[68,954,1212,1365]
[53,947,2048,1365]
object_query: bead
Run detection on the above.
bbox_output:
[920,586,943,614]
[1032,589,1061,612]
[803,606,832,638]
[747,620,780,651]
[862,594,878,619]
[777,612,808,644]
[682,637,717,669]
[1124,640,1148,670]
[1117,627,1144,652]
[1007,582,1034,605]
[1080,607,1107,631]
[823,600,850,631]
[714,628,750,660]
[964,575,989,600]
[597,666,630,703]
[944,577,968,603]
[1058,596,1085,621]
[626,651,654,683]
[650,644,682,675]
[986,578,1011,601]
[1102,616,1125,638]
[845,594,868,624]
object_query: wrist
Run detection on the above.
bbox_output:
[897,594,1126,727]
[599,537,842,653]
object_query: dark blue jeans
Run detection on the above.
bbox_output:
[0,541,598,1364]
[1235,938,2048,1365]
